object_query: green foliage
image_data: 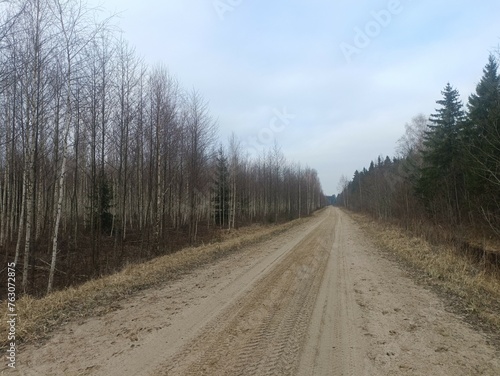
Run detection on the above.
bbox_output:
[468,55,500,130]
[88,174,113,234]
[417,83,466,217]
[338,54,500,233]
[326,195,336,205]
[465,55,500,199]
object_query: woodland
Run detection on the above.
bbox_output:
[337,55,500,267]
[0,0,326,296]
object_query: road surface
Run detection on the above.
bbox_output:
[8,207,500,375]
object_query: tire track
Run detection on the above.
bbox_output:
[297,209,368,376]
[14,207,500,376]
[330,215,363,375]
[157,214,334,376]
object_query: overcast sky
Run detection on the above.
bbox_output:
[92,0,500,195]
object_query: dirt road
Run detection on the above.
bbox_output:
[6,207,500,375]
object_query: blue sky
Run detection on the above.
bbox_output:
[93,0,500,194]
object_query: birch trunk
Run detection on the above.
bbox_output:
[14,169,26,265]
[48,128,68,293]
[22,130,35,292]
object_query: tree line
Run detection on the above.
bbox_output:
[0,0,326,296]
[337,54,500,249]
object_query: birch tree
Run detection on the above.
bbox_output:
[19,0,54,292]
[184,90,216,243]
[47,0,103,293]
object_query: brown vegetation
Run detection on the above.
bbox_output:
[351,210,500,333]
[0,0,326,297]
[0,214,312,349]
[337,63,500,280]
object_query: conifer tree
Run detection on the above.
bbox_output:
[468,55,500,131]
[465,55,500,228]
[418,83,466,221]
[465,55,500,194]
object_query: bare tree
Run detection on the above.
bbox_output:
[0,0,327,297]
[146,65,180,252]
[396,113,428,159]
[228,133,241,229]
[113,38,140,254]
[183,89,217,243]
[47,0,104,293]
[18,0,56,292]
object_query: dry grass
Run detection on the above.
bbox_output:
[0,217,310,349]
[350,211,500,332]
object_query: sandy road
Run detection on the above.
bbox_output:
[6,207,500,375]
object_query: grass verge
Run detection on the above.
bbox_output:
[1,216,311,349]
[349,211,500,334]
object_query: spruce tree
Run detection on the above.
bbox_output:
[418,83,466,220]
[468,55,500,132]
[465,55,500,197]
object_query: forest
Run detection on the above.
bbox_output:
[337,54,500,265]
[0,0,326,296]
